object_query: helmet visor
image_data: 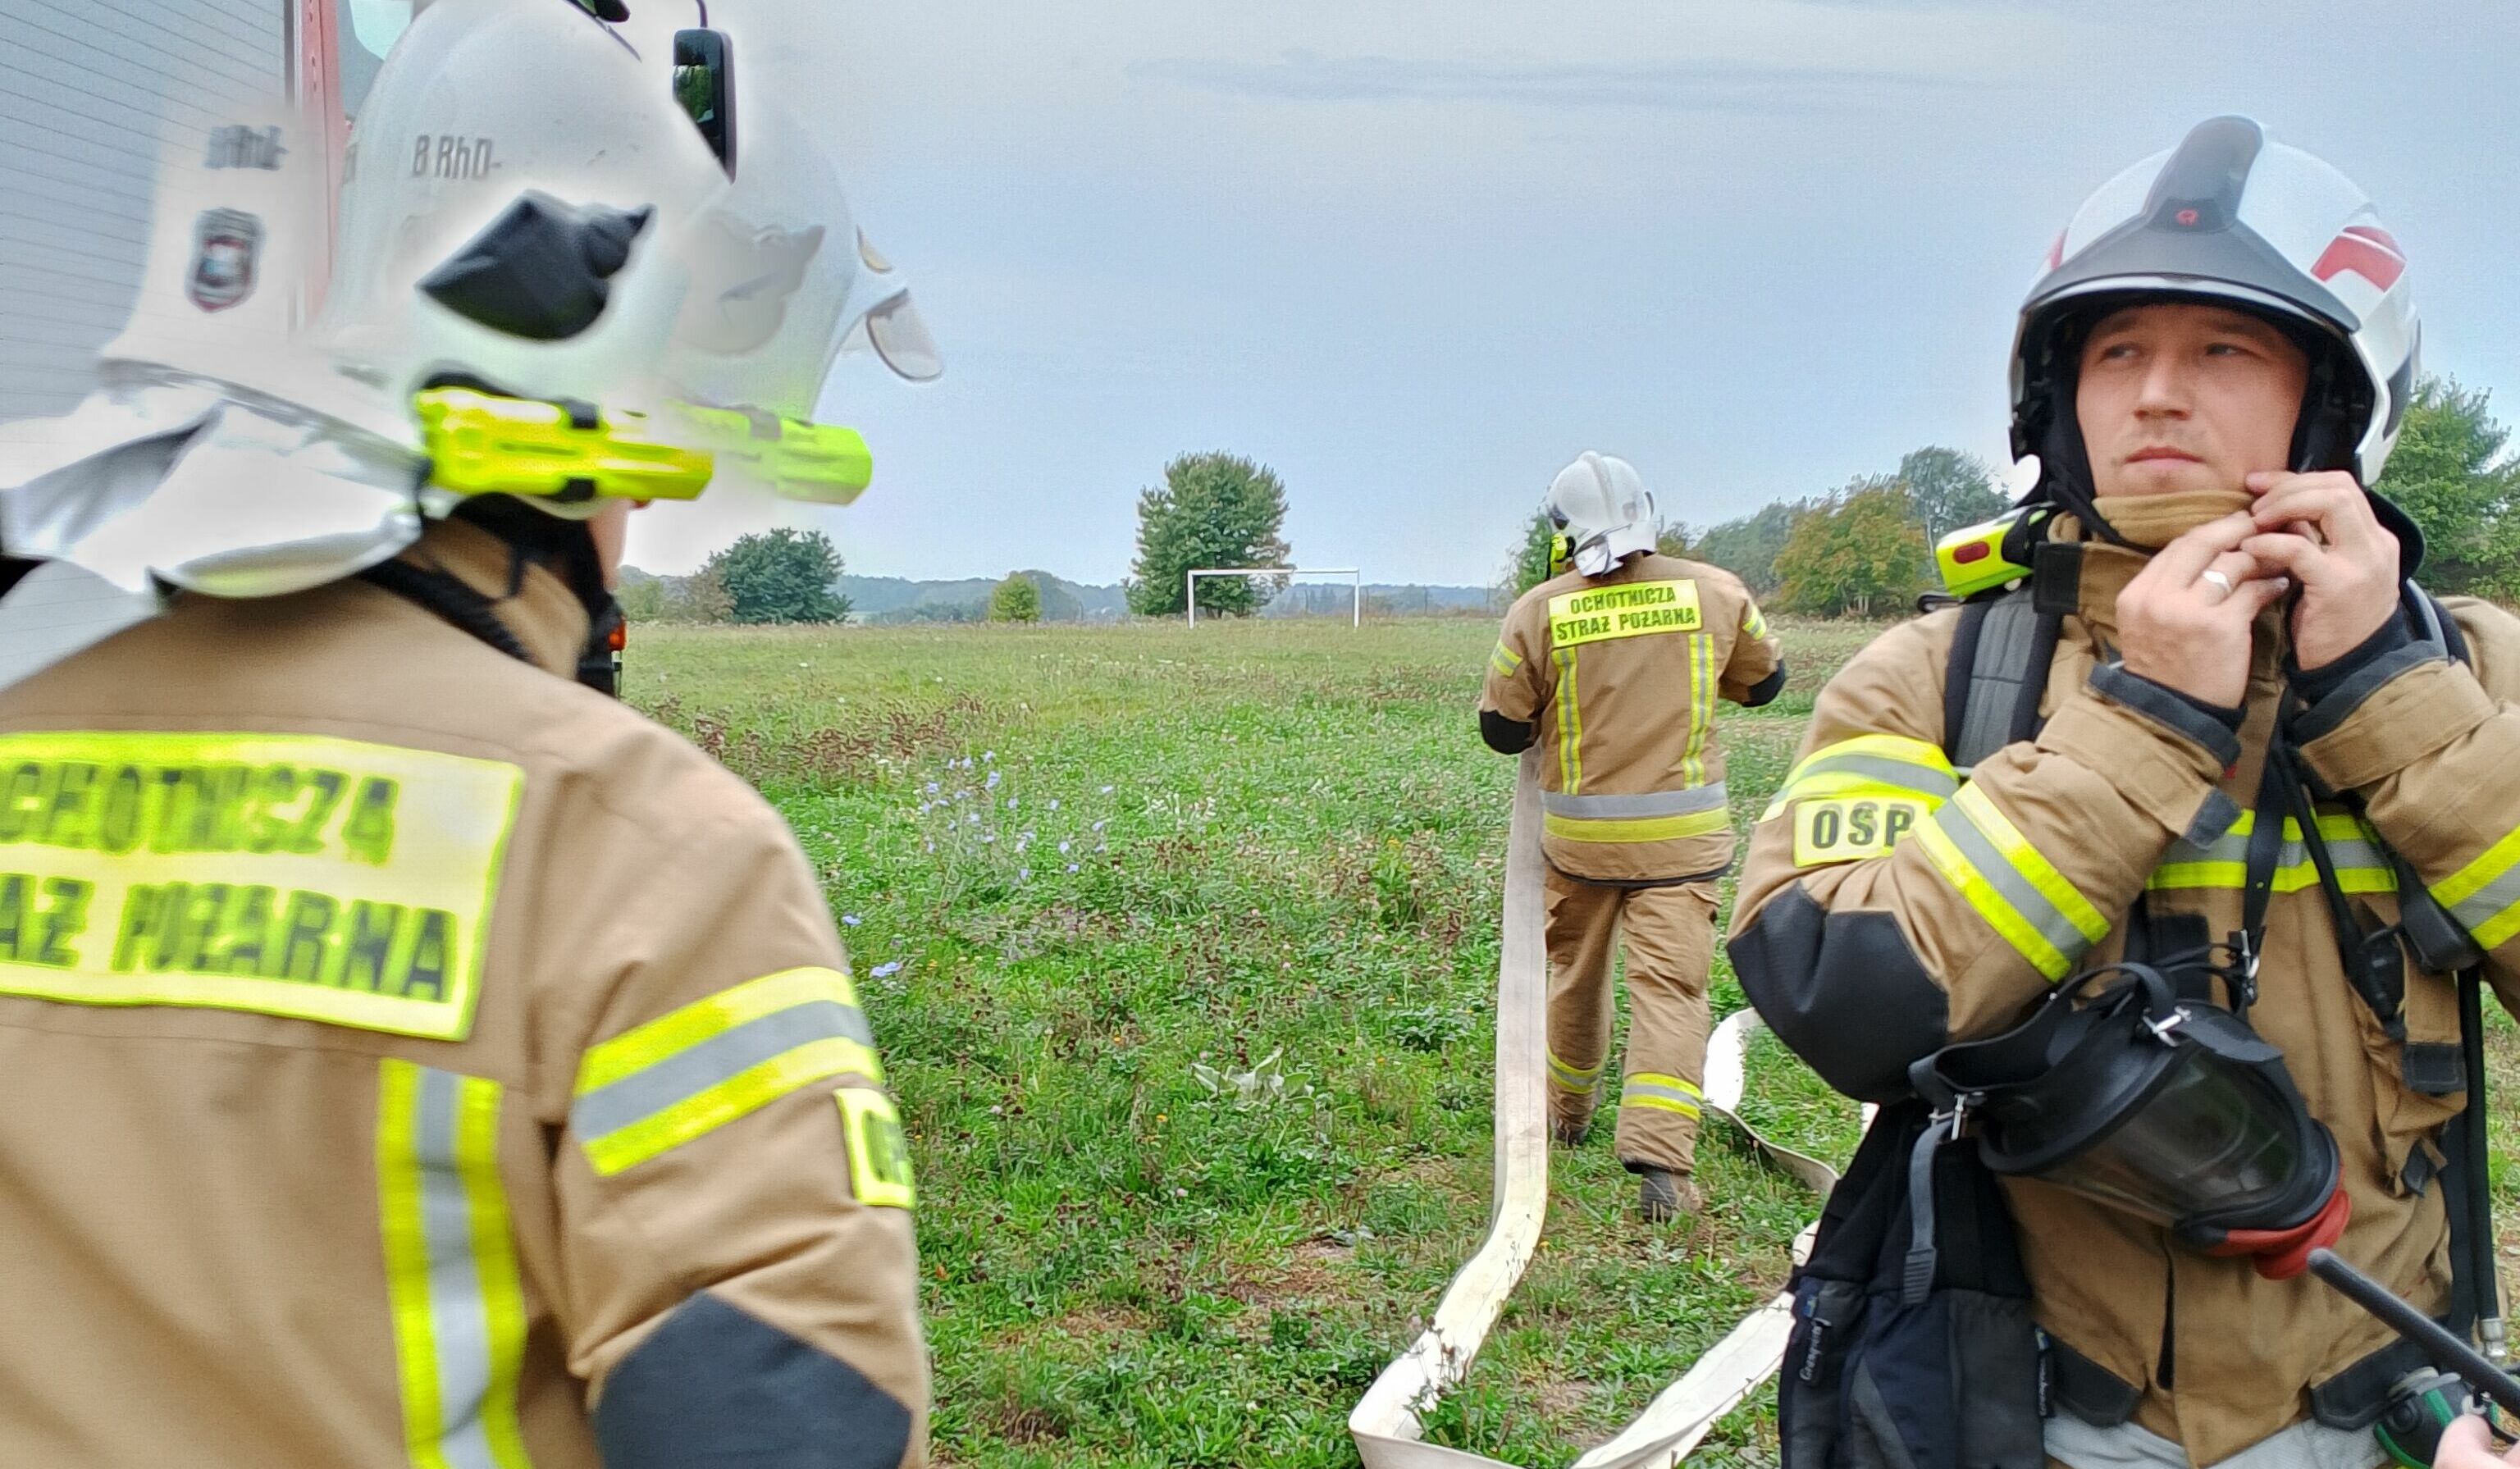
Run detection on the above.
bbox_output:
[2035,1044,2318,1230]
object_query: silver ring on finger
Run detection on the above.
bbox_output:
[2200,568,2235,598]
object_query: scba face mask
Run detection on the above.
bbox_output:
[1914,960,2347,1278]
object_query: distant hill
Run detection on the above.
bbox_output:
[618,567,1495,623]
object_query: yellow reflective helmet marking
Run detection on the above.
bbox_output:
[377,1059,535,1469]
[1545,578,1702,648]
[0,732,520,1041]
[836,1087,917,1211]
[418,388,714,502]
[573,966,885,1176]
[1936,509,2038,600]
[665,403,875,505]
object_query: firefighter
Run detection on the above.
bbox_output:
[1730,116,2520,1468]
[1481,452,1786,1221]
[0,2,934,1463]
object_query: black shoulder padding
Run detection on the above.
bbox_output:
[1729,883,1949,1105]
[1479,709,1536,755]
[595,1292,915,1469]
[1742,664,1788,709]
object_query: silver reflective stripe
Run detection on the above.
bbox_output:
[1933,801,2097,966]
[1549,1051,1604,1088]
[1541,784,1728,819]
[2160,829,2393,877]
[1621,1078,1703,1113]
[2048,1404,2384,1469]
[570,1000,874,1140]
[2449,860,2520,933]
[416,1067,502,1469]
[1787,752,1958,801]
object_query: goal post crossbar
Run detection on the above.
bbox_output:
[1185,568,1362,627]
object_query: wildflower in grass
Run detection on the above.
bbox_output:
[1007,797,1018,810]
[966,812,979,825]
[871,962,902,978]
[986,771,1002,791]
[1019,868,1031,881]
[1101,785,1115,794]
[1048,799,1060,811]
[842,915,861,927]
[1058,841,1071,855]
[1066,863,1079,874]
[984,751,996,763]
[1092,819,1108,833]
[924,782,939,796]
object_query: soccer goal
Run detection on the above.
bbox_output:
[1185,568,1363,627]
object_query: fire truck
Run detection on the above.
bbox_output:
[1,0,376,428]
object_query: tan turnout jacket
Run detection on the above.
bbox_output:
[1730,493,2520,1462]
[1484,552,1783,883]
[0,519,928,1467]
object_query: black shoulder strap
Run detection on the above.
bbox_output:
[1946,588,2051,769]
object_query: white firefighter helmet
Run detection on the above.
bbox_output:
[0,0,738,614]
[1546,452,1659,577]
[2012,116,2422,552]
[313,0,733,458]
[666,94,943,419]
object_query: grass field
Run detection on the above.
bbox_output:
[622,614,2520,1469]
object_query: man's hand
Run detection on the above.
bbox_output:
[2431,1412,2518,1468]
[2118,511,2290,708]
[2242,470,2401,671]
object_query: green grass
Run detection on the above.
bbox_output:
[621,612,2520,1467]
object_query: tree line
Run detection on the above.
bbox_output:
[1501,376,2520,616]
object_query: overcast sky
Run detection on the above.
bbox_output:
[619,1,2520,586]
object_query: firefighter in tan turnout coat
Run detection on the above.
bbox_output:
[1730,119,2520,1467]
[1481,453,1785,1221]
[0,2,931,1463]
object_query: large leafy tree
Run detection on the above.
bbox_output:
[1897,445,2009,548]
[701,527,851,624]
[2374,376,2520,600]
[1692,499,1807,596]
[1125,453,1293,617]
[988,572,1043,623]
[1774,477,1929,617]
[1499,506,1557,599]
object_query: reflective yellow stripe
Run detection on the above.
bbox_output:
[1543,808,1732,844]
[377,1059,534,1469]
[1764,734,1959,819]
[2434,823,2520,951]
[2147,811,2399,895]
[1621,1073,1703,1117]
[574,967,884,1177]
[1553,647,1583,793]
[1490,641,1523,677]
[1744,604,1769,641]
[1682,632,1714,786]
[1548,1049,1605,1089]
[1915,784,2107,982]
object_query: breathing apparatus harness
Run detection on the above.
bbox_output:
[1910,520,2510,1453]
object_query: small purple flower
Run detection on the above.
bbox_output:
[1092,819,1108,833]
[842,915,861,927]
[1066,863,1080,874]
[924,782,940,796]
[871,961,902,979]
[1048,800,1060,812]
[986,771,1002,790]
[984,751,996,764]
[1100,785,1115,795]
[1018,867,1031,880]
[1058,841,1072,855]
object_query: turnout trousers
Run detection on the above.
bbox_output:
[1542,869,1718,1175]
